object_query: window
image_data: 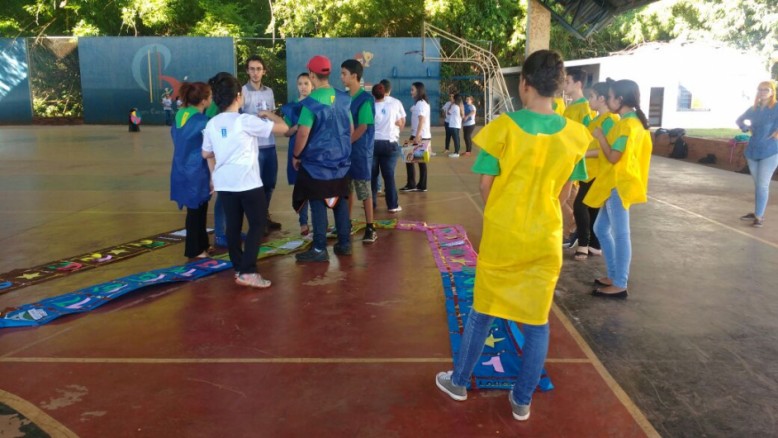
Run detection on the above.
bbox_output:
[677,84,709,111]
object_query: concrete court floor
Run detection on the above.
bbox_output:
[0,125,776,437]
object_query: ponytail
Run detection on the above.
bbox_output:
[609,79,649,129]
[635,108,649,130]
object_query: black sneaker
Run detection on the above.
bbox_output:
[295,248,329,262]
[399,185,415,192]
[415,187,427,192]
[363,227,377,243]
[333,244,352,255]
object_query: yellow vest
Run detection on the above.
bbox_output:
[563,99,595,126]
[584,112,620,181]
[584,116,652,209]
[472,113,590,325]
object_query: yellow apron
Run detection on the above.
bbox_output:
[563,99,595,126]
[584,112,620,182]
[584,117,652,209]
[472,114,590,325]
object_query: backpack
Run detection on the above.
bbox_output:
[669,136,688,159]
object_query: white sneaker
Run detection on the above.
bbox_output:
[449,153,460,158]
[388,206,403,213]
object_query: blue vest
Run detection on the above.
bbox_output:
[170,112,211,209]
[299,90,352,181]
[281,100,303,184]
[349,90,375,180]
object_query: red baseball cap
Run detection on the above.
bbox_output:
[307,55,331,75]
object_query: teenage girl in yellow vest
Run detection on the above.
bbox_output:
[435,50,591,422]
[585,79,652,298]
[572,82,620,260]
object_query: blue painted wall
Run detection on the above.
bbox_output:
[286,38,442,125]
[0,39,33,124]
[78,37,235,124]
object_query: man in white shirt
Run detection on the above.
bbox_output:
[241,55,281,233]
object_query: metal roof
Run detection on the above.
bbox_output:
[535,0,660,39]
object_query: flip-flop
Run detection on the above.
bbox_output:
[573,250,588,261]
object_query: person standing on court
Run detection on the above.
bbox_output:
[584,78,652,299]
[447,94,465,158]
[736,80,778,228]
[241,55,282,234]
[282,72,314,236]
[434,49,591,422]
[442,93,454,154]
[341,59,378,243]
[400,82,432,193]
[170,82,212,259]
[291,55,354,262]
[371,83,403,213]
[462,96,477,156]
[201,73,288,288]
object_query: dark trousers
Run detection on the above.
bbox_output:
[218,187,267,274]
[573,179,600,249]
[444,122,452,150]
[405,162,428,190]
[371,140,400,210]
[463,125,475,152]
[184,202,210,258]
[450,127,461,153]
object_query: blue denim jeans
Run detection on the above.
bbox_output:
[298,200,309,227]
[450,127,461,154]
[258,147,278,205]
[310,198,350,251]
[593,189,631,288]
[452,308,550,406]
[747,153,778,218]
[371,140,400,210]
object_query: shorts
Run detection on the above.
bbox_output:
[350,179,371,201]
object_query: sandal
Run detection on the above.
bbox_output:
[235,273,272,289]
[573,250,589,261]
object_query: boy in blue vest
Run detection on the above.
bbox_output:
[340,59,377,243]
[291,55,354,262]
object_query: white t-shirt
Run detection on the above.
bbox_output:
[448,103,463,129]
[463,103,476,127]
[385,96,406,141]
[375,97,406,143]
[241,83,276,148]
[410,100,431,139]
[442,101,452,123]
[202,113,273,192]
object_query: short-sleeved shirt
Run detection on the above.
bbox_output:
[298,87,353,127]
[410,100,431,139]
[202,112,273,192]
[385,96,406,140]
[241,83,276,147]
[375,99,403,142]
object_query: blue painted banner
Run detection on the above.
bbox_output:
[78,37,235,124]
[286,38,442,126]
[0,38,33,124]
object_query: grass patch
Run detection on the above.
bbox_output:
[685,128,742,139]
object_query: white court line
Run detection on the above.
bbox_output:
[649,195,778,249]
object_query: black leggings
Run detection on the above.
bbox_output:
[572,179,600,249]
[463,125,475,153]
[218,187,267,274]
[184,202,210,258]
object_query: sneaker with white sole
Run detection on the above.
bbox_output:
[449,153,460,158]
[235,273,272,289]
[435,371,467,401]
[295,248,329,262]
[508,390,530,421]
[388,206,403,213]
[362,227,377,243]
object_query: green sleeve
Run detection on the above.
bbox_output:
[601,118,615,136]
[298,107,314,127]
[357,101,374,125]
[472,150,500,176]
[611,135,628,152]
[569,159,588,182]
[582,114,592,127]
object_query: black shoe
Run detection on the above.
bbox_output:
[267,217,282,230]
[591,289,628,299]
[295,248,329,262]
[399,185,415,192]
[414,187,427,192]
[593,278,611,287]
[334,244,352,255]
[363,227,377,243]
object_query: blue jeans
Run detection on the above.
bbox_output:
[258,147,278,205]
[747,153,778,218]
[298,200,309,227]
[450,127,461,153]
[452,308,550,406]
[371,140,400,210]
[310,198,350,251]
[594,189,631,288]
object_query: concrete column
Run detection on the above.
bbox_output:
[526,0,551,57]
